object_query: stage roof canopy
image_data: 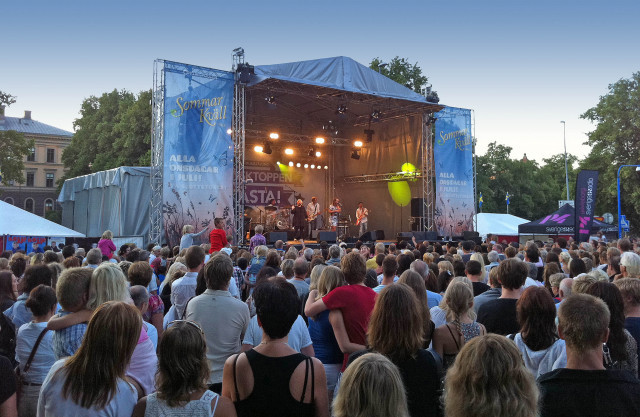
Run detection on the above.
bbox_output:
[0,200,85,237]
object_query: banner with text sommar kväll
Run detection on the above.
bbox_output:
[434,107,475,237]
[162,61,235,247]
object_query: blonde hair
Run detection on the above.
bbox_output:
[316,266,345,299]
[423,252,434,264]
[166,262,188,285]
[333,353,409,417]
[614,278,640,308]
[438,261,454,276]
[443,280,476,324]
[101,230,113,240]
[280,259,294,279]
[87,263,130,310]
[309,264,327,291]
[284,246,298,260]
[573,274,597,294]
[182,225,194,235]
[367,284,424,362]
[438,276,473,310]
[444,334,539,417]
[255,245,268,257]
[470,253,487,282]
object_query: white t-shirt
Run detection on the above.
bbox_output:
[38,359,137,417]
[242,315,312,351]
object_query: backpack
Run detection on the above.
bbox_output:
[0,313,16,366]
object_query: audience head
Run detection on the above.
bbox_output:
[382,255,398,278]
[443,280,475,323]
[56,268,92,311]
[465,260,482,277]
[127,261,153,287]
[62,245,75,259]
[572,273,598,294]
[316,266,345,299]
[86,248,103,266]
[497,258,527,290]
[517,286,558,350]
[129,285,149,313]
[620,252,640,278]
[280,259,294,279]
[185,246,206,270]
[558,293,609,355]
[329,245,341,260]
[397,270,432,343]
[22,264,53,294]
[0,271,16,302]
[25,284,57,317]
[444,334,539,417]
[333,352,409,417]
[309,264,327,290]
[558,277,573,299]
[569,258,587,278]
[43,250,59,264]
[614,278,640,315]
[293,258,309,278]
[584,281,628,362]
[341,252,366,285]
[253,279,299,339]
[204,254,233,291]
[87,263,130,309]
[396,254,413,275]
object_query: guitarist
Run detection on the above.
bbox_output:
[356,201,369,237]
[306,196,322,239]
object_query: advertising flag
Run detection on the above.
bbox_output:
[479,192,483,209]
[161,61,235,247]
[434,107,474,236]
[574,170,599,242]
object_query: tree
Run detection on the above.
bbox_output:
[370,57,438,101]
[581,71,640,232]
[0,90,34,186]
[61,89,151,183]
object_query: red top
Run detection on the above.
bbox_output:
[323,284,377,370]
[209,228,228,253]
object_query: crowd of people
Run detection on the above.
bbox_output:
[2,229,640,416]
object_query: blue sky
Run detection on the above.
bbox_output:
[3,0,639,162]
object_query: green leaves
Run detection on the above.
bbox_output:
[0,90,33,186]
[370,56,432,96]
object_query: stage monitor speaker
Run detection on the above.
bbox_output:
[463,231,479,241]
[268,232,288,244]
[397,232,413,242]
[317,231,337,243]
[425,231,438,241]
[410,198,425,217]
[412,231,427,241]
[359,231,376,242]
[375,230,385,240]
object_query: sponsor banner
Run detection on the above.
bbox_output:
[5,235,47,253]
[434,107,475,236]
[574,170,599,242]
[161,62,235,247]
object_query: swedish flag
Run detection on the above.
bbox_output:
[479,192,483,208]
[505,192,510,205]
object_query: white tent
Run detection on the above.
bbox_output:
[476,213,529,237]
[0,200,85,237]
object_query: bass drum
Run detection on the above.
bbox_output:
[276,219,290,230]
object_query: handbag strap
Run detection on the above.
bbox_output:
[23,328,48,373]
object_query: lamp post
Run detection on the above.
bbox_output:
[561,121,569,200]
[617,164,640,238]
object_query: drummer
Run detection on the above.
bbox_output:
[265,199,278,211]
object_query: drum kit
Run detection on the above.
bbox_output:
[246,204,291,232]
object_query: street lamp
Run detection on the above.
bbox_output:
[617,164,640,238]
[561,121,569,201]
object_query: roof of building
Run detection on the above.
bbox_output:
[0,116,73,137]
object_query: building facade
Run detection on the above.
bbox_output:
[0,109,73,216]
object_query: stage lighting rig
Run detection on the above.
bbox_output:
[284,148,294,155]
[351,149,361,160]
[336,104,347,115]
[315,137,325,144]
[236,62,254,84]
[354,140,363,148]
[315,151,321,157]
[364,129,374,143]
[308,147,315,157]
[269,132,279,139]
[260,141,272,154]
[426,116,438,125]
[371,110,382,121]
[265,95,276,105]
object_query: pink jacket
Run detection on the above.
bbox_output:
[97,239,116,258]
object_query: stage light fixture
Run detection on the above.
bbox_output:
[304,164,309,168]
[427,116,438,125]
[317,166,322,170]
[307,147,315,157]
[262,141,272,155]
[364,129,374,143]
[315,137,325,144]
[265,95,276,105]
[310,164,316,169]
[354,140,363,148]
[269,132,279,139]
[296,162,301,167]
[324,165,328,169]
[315,151,321,157]
[351,150,360,160]
[371,110,382,121]
[284,148,294,155]
[226,128,232,135]
[254,145,264,153]
[289,161,294,167]
[336,104,347,115]
[276,161,281,165]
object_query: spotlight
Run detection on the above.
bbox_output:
[311,164,315,169]
[254,145,264,153]
[289,161,294,167]
[296,162,301,167]
[427,116,438,125]
[262,142,272,155]
[336,104,347,115]
[371,110,382,120]
[317,165,322,170]
[351,150,360,160]
[265,95,276,105]
[315,137,325,144]
[354,140,363,148]
[269,132,279,139]
[284,148,294,155]
[324,165,328,169]
[226,128,232,135]
[315,151,321,157]
[276,161,281,165]
[304,164,309,168]
[364,129,374,143]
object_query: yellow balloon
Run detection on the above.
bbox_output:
[388,181,412,207]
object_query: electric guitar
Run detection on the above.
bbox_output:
[356,208,370,226]
[308,209,324,222]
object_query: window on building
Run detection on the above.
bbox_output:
[25,198,34,213]
[46,173,54,188]
[4,197,14,205]
[44,199,54,213]
[26,172,35,187]
[27,148,35,162]
[47,148,55,163]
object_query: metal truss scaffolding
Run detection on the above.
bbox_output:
[149,60,165,245]
[232,52,246,245]
[422,112,435,232]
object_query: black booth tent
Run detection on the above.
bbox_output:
[518,203,617,235]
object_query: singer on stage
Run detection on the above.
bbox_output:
[291,199,307,240]
[328,198,341,232]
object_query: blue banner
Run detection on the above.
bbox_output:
[434,107,475,237]
[162,62,235,247]
[574,169,599,242]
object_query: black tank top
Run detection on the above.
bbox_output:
[233,349,315,417]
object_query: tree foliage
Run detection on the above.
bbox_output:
[370,57,438,101]
[0,90,34,186]
[61,89,151,182]
[581,71,640,232]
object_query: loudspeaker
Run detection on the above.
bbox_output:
[397,232,413,242]
[267,232,288,243]
[463,231,479,241]
[412,231,427,241]
[375,230,385,240]
[359,231,376,242]
[410,198,425,217]
[317,231,337,243]
[425,231,438,241]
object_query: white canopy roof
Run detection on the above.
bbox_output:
[476,213,530,237]
[0,200,85,237]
